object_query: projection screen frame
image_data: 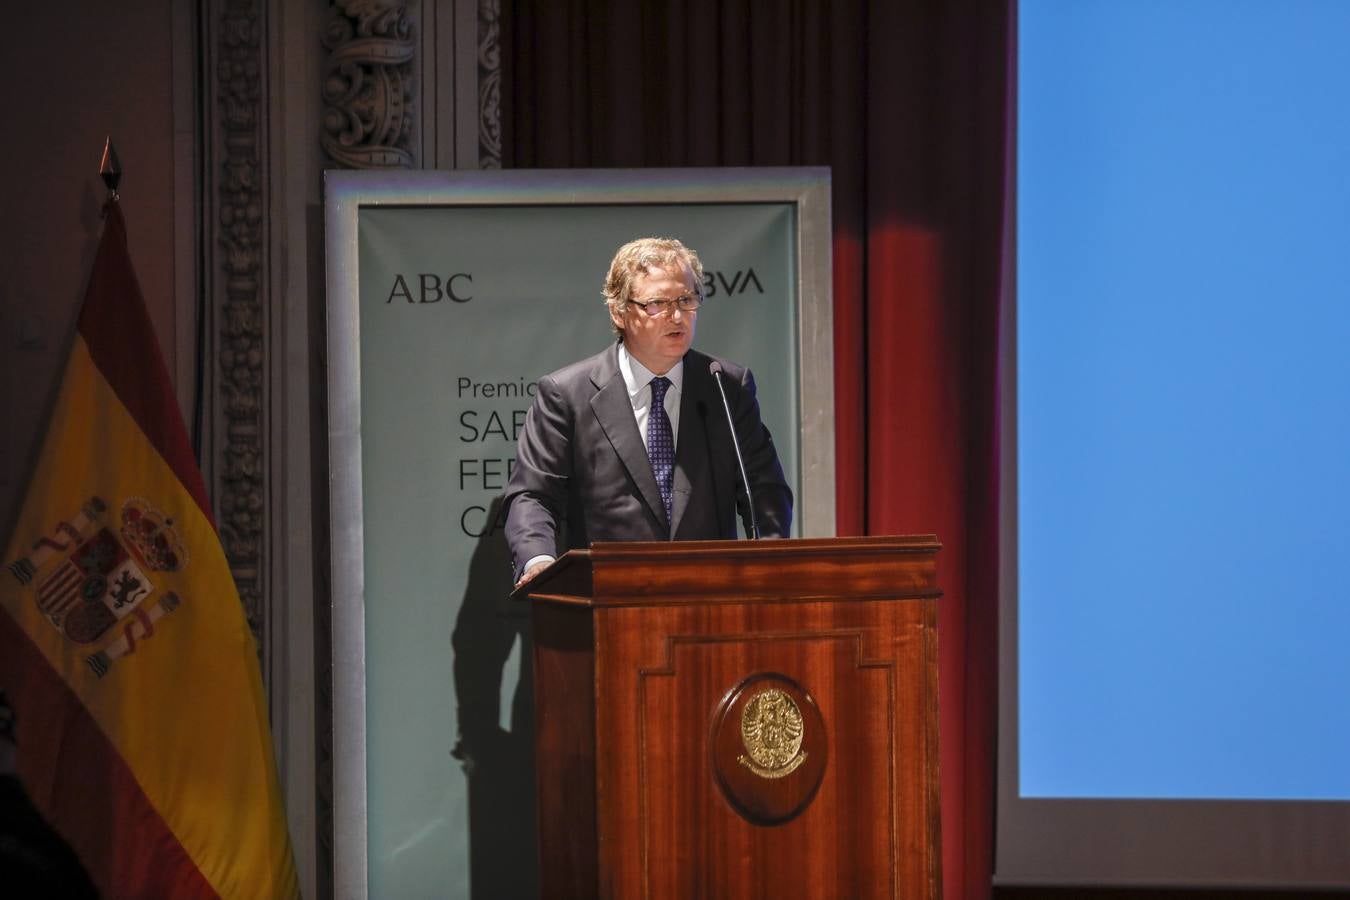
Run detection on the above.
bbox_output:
[996,1,1350,887]
[324,167,834,898]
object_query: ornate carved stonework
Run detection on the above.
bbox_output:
[478,0,501,168]
[321,0,416,169]
[218,0,266,645]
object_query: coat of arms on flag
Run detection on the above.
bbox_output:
[9,495,186,677]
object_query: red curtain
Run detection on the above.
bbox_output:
[503,3,1010,895]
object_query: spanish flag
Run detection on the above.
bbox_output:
[0,202,299,897]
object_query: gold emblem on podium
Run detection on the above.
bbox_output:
[738,687,807,778]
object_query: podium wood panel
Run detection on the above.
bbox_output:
[525,536,941,899]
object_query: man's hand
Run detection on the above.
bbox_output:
[514,558,552,590]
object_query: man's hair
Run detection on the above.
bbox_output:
[602,237,705,336]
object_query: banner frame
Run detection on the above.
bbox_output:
[323,166,834,898]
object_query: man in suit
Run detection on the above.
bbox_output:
[504,237,793,586]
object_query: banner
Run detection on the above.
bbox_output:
[1,203,298,898]
[357,200,802,896]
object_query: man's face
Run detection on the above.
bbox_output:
[611,263,699,375]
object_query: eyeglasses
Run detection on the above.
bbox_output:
[629,293,704,317]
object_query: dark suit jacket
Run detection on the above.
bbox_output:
[504,344,792,576]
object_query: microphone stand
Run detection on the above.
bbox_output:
[709,362,760,539]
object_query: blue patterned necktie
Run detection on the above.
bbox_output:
[647,376,674,523]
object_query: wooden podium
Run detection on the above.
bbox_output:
[515,535,942,899]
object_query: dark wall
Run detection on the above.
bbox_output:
[0,3,183,538]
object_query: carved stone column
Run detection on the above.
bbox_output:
[321,1,417,169]
[478,0,501,168]
[216,0,268,655]
[207,1,323,896]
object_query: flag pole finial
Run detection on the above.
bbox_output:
[100,137,122,202]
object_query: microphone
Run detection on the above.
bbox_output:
[708,361,760,539]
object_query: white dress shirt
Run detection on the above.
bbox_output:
[617,343,684,451]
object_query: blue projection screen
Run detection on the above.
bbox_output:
[998,0,1350,887]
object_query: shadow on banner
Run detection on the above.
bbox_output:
[450,495,538,898]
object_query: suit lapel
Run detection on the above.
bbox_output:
[589,345,669,530]
[670,352,709,538]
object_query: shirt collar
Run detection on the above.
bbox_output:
[618,343,684,403]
